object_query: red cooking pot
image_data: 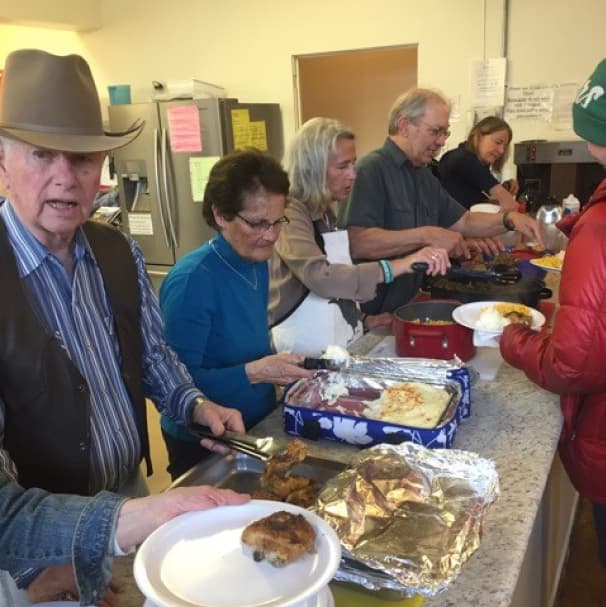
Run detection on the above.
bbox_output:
[393,299,475,362]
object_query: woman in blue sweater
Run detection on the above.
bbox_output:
[159,150,312,479]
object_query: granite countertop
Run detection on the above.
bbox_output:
[255,333,562,607]
[116,327,562,606]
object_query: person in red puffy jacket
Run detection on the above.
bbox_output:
[500,57,606,567]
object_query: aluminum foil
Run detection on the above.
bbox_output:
[344,355,479,385]
[313,442,499,597]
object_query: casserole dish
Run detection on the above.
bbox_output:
[393,299,475,362]
[283,372,462,449]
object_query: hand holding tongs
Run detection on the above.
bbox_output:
[188,424,285,462]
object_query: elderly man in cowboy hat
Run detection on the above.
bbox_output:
[0,49,248,603]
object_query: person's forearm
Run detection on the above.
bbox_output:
[454,211,506,238]
[114,497,163,552]
[114,487,251,553]
[489,184,518,211]
[348,226,428,259]
[245,359,267,384]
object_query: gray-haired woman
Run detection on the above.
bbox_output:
[269,117,449,356]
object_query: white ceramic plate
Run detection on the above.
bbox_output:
[134,500,341,607]
[469,202,500,213]
[452,301,546,334]
[529,257,562,273]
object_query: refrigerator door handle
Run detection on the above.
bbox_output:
[153,127,171,248]
[160,128,179,247]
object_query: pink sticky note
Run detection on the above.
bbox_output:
[167,105,202,153]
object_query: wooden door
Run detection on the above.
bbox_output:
[294,45,418,157]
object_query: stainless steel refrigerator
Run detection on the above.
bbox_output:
[108,98,283,290]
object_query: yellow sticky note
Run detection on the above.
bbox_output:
[249,120,268,151]
[189,156,220,202]
[231,109,251,149]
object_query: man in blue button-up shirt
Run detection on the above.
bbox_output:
[0,49,248,604]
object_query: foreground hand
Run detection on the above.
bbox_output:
[464,237,504,257]
[509,212,544,248]
[422,226,472,259]
[245,352,314,385]
[116,487,250,554]
[26,565,78,604]
[27,565,120,607]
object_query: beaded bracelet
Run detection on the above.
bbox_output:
[379,259,394,284]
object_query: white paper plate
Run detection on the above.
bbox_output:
[452,301,545,334]
[134,500,341,607]
[529,257,562,273]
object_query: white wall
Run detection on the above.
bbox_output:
[0,0,100,30]
[83,0,504,145]
[1,0,605,169]
[0,23,84,58]
[506,0,605,144]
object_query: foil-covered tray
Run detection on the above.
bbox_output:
[283,372,463,449]
[314,442,500,598]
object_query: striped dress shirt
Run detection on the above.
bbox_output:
[0,202,201,494]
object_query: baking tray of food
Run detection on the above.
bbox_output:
[171,450,346,501]
[283,372,462,449]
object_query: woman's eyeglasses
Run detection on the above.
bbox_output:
[236,213,290,233]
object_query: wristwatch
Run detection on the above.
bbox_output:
[502,210,516,231]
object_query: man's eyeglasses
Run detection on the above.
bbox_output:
[418,121,451,139]
[236,213,290,233]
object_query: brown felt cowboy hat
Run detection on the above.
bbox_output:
[0,48,144,153]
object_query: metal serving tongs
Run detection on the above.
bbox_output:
[412,261,521,284]
[187,424,348,466]
[187,424,283,462]
[301,355,381,372]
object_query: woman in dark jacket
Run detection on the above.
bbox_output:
[499,58,606,566]
[438,116,518,211]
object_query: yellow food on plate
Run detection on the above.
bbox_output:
[533,252,564,270]
[409,318,453,325]
[364,381,451,428]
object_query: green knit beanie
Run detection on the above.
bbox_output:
[573,58,606,145]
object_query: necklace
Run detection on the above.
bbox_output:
[210,241,258,290]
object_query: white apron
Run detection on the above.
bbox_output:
[271,230,364,357]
